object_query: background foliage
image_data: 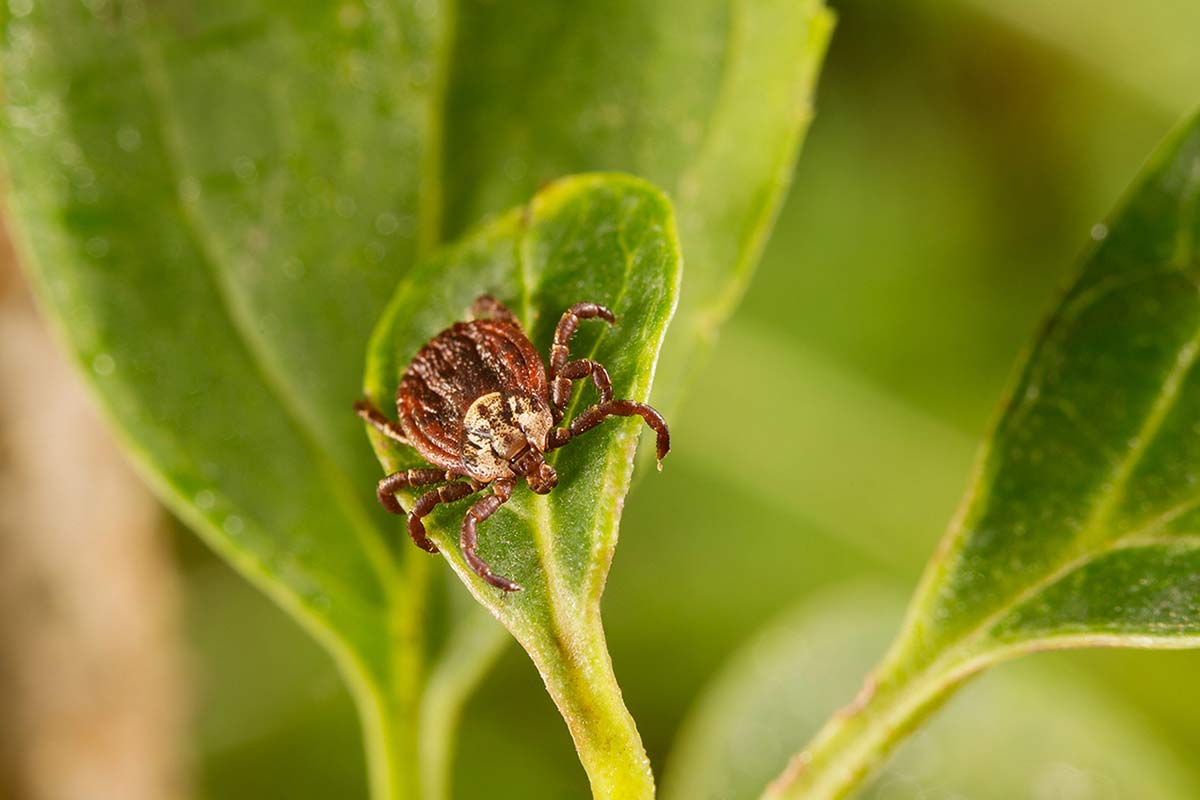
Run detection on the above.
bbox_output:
[179,3,1200,795]
[189,2,1200,796]
[178,1,1200,796]
[7,0,1200,798]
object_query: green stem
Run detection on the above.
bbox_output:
[360,679,423,800]
[761,652,984,800]
[356,555,432,800]
[419,609,509,800]
[538,613,655,799]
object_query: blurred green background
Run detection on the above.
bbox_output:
[161,1,1200,797]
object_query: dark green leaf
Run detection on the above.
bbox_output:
[903,112,1200,661]
[363,174,680,799]
[765,111,1200,800]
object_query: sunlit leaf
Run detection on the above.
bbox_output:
[363,174,680,799]
[764,110,1200,800]
[906,112,1200,659]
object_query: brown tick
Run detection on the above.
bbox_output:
[355,295,670,592]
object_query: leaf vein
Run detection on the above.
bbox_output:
[133,35,400,588]
[932,301,1200,667]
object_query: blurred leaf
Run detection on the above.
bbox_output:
[765,111,1200,799]
[417,582,510,800]
[664,588,1199,800]
[184,560,369,800]
[363,174,680,799]
[0,2,444,797]
[969,0,1200,115]
[437,0,834,414]
[684,324,974,567]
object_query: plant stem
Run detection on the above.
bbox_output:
[419,610,508,800]
[537,612,655,799]
[360,680,423,800]
[761,653,981,800]
[356,554,432,800]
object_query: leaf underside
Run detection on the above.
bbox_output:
[900,112,1200,669]
[757,110,1200,800]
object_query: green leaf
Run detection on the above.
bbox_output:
[0,1,832,797]
[764,111,1200,799]
[436,0,834,414]
[664,589,1200,800]
[0,2,456,797]
[967,0,1200,115]
[362,174,681,800]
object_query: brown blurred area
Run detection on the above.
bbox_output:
[0,222,189,799]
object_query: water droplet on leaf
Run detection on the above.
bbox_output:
[116,125,141,152]
[92,353,115,376]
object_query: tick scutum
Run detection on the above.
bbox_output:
[398,317,549,477]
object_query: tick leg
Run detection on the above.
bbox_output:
[548,302,615,384]
[355,399,409,446]
[548,399,670,464]
[460,478,520,592]
[471,294,517,323]
[551,358,614,419]
[375,468,458,551]
[409,481,477,554]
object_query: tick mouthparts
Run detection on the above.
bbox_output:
[529,462,558,494]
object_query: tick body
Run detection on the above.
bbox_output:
[356,295,669,592]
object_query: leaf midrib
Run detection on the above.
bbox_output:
[926,296,1200,671]
[514,192,641,659]
[514,191,595,662]
[133,34,401,592]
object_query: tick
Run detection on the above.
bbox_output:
[355,295,670,592]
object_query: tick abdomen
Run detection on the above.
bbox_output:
[397,319,549,473]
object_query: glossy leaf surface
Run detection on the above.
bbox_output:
[363,174,680,799]
[907,112,1200,661]
[766,111,1200,800]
